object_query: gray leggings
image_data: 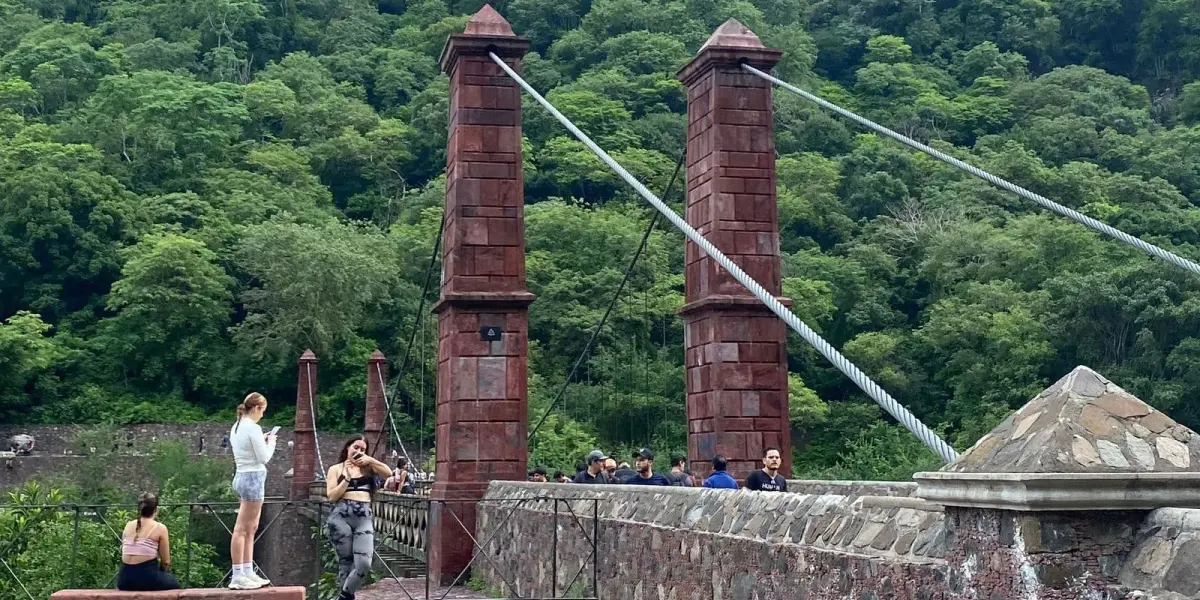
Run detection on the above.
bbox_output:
[326,500,373,595]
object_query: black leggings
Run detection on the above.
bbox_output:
[326,500,374,596]
[117,558,181,591]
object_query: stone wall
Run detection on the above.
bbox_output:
[943,507,1142,600]
[0,423,352,496]
[788,479,918,498]
[1121,508,1200,597]
[473,481,948,600]
[469,482,1200,600]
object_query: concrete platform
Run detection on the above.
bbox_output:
[50,587,305,600]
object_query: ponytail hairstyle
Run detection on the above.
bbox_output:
[135,492,158,538]
[234,392,267,433]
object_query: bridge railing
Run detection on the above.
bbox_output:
[305,481,429,566]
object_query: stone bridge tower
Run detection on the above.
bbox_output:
[677,20,791,480]
[428,5,533,586]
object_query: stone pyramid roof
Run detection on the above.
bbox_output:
[943,366,1200,474]
[463,4,514,37]
[699,18,765,50]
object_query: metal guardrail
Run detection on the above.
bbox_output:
[1,487,601,600]
[0,497,312,600]
[306,481,603,600]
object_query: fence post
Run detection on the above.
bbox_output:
[184,507,193,588]
[592,499,599,600]
[70,505,80,587]
[551,500,558,598]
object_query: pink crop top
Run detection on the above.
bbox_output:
[122,523,160,558]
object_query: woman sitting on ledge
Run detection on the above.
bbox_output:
[117,492,181,591]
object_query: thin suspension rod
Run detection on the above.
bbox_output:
[742,63,1200,279]
[490,52,958,463]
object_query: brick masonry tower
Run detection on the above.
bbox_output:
[429,4,533,586]
[365,350,388,461]
[292,349,318,499]
[677,19,791,481]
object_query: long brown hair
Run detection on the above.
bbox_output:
[134,492,158,538]
[234,392,267,432]
[337,434,368,463]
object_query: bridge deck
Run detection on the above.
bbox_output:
[357,579,502,600]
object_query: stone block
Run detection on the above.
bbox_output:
[486,217,520,246]
[476,357,507,399]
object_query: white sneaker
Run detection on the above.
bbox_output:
[229,575,263,590]
[247,572,271,587]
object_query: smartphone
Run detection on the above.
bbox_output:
[269,426,280,437]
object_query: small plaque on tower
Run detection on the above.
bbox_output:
[480,325,502,341]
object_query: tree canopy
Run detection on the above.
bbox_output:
[3,0,1200,478]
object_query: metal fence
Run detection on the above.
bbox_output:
[0,497,312,599]
[0,492,601,600]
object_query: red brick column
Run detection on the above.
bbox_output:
[428,5,533,586]
[292,349,318,499]
[365,350,388,461]
[677,19,791,481]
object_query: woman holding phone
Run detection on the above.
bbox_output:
[228,392,277,590]
[325,434,391,600]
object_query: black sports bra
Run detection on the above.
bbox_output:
[340,471,377,493]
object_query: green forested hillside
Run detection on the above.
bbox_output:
[3,0,1200,478]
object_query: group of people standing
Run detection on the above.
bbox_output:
[117,392,393,600]
[114,393,790,595]
[562,446,789,491]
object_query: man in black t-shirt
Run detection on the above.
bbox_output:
[573,450,610,483]
[666,455,693,486]
[744,447,788,492]
[625,448,671,485]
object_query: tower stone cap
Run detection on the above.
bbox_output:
[678,19,782,85]
[944,366,1199,474]
[915,366,1200,510]
[300,349,317,362]
[439,5,530,73]
[701,18,766,50]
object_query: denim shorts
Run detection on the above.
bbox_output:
[232,471,266,501]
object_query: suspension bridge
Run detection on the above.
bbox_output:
[17,6,1200,600]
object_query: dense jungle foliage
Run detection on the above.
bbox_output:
[4,0,1200,478]
[0,438,231,600]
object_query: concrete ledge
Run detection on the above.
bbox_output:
[51,587,305,600]
[856,495,944,512]
[914,471,1200,511]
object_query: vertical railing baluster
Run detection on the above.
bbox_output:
[551,500,558,599]
[184,504,193,588]
[70,505,80,588]
[593,499,599,600]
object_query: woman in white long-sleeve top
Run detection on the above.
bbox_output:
[227,392,277,590]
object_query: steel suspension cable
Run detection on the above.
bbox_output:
[742,63,1200,279]
[375,367,413,466]
[306,361,326,478]
[527,150,687,444]
[491,52,958,463]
